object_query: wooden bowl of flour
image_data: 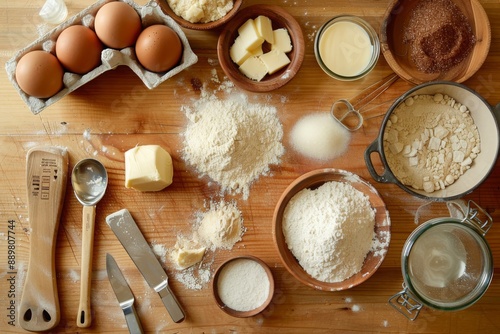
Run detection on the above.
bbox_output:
[272,169,391,291]
[159,0,242,30]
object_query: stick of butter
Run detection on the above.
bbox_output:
[125,145,173,192]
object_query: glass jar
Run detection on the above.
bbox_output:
[389,200,493,320]
[314,15,380,81]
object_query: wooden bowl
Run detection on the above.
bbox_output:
[159,0,242,30]
[380,0,491,84]
[212,255,274,317]
[217,4,305,92]
[273,169,391,291]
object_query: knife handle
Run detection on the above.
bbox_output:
[159,286,185,323]
[124,305,144,334]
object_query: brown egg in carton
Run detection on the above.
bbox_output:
[4,0,198,115]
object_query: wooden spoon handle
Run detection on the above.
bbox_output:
[19,147,68,332]
[77,204,96,327]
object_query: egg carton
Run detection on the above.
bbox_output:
[5,0,198,115]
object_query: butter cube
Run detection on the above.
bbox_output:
[250,44,264,57]
[255,15,274,44]
[125,145,173,192]
[259,49,290,74]
[271,28,293,53]
[171,237,206,269]
[239,56,268,81]
[172,247,206,269]
[230,37,252,65]
[237,19,265,51]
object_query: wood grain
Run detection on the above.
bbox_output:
[0,0,500,333]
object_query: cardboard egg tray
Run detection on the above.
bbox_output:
[4,0,198,115]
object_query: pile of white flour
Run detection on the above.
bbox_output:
[196,199,244,250]
[182,92,284,200]
[282,181,376,283]
[172,199,246,290]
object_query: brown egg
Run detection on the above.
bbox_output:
[15,50,64,98]
[135,25,183,73]
[94,1,142,49]
[56,25,103,74]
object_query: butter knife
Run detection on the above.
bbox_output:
[106,209,186,323]
[106,253,144,334]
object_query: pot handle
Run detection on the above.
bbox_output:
[364,139,399,184]
[494,103,500,123]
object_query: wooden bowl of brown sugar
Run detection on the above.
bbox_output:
[380,0,491,84]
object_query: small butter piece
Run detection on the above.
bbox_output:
[239,56,268,81]
[125,145,173,192]
[230,37,252,65]
[172,247,206,269]
[259,49,290,74]
[271,28,292,53]
[237,19,265,51]
[255,15,274,44]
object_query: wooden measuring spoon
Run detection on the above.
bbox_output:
[71,158,108,328]
[19,147,68,332]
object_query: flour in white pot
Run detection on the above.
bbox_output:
[383,94,480,193]
[182,92,284,200]
[282,181,375,283]
[217,258,270,311]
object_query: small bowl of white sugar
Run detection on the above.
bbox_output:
[212,255,274,317]
[273,169,391,291]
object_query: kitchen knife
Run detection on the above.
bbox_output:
[106,253,144,334]
[106,209,185,323]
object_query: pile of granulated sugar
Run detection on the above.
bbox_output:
[181,88,285,200]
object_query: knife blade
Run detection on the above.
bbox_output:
[106,253,144,334]
[106,209,186,323]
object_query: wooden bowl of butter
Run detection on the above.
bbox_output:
[380,0,491,84]
[160,0,242,30]
[217,4,305,92]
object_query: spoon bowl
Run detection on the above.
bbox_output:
[72,159,108,206]
[71,158,108,328]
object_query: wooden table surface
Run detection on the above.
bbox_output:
[1,0,499,333]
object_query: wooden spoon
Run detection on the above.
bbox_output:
[19,147,68,332]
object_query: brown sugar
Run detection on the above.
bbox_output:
[404,0,476,73]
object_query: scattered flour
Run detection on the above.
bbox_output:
[282,181,376,283]
[383,93,480,193]
[196,200,244,250]
[171,199,246,290]
[181,91,284,200]
[166,0,233,23]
